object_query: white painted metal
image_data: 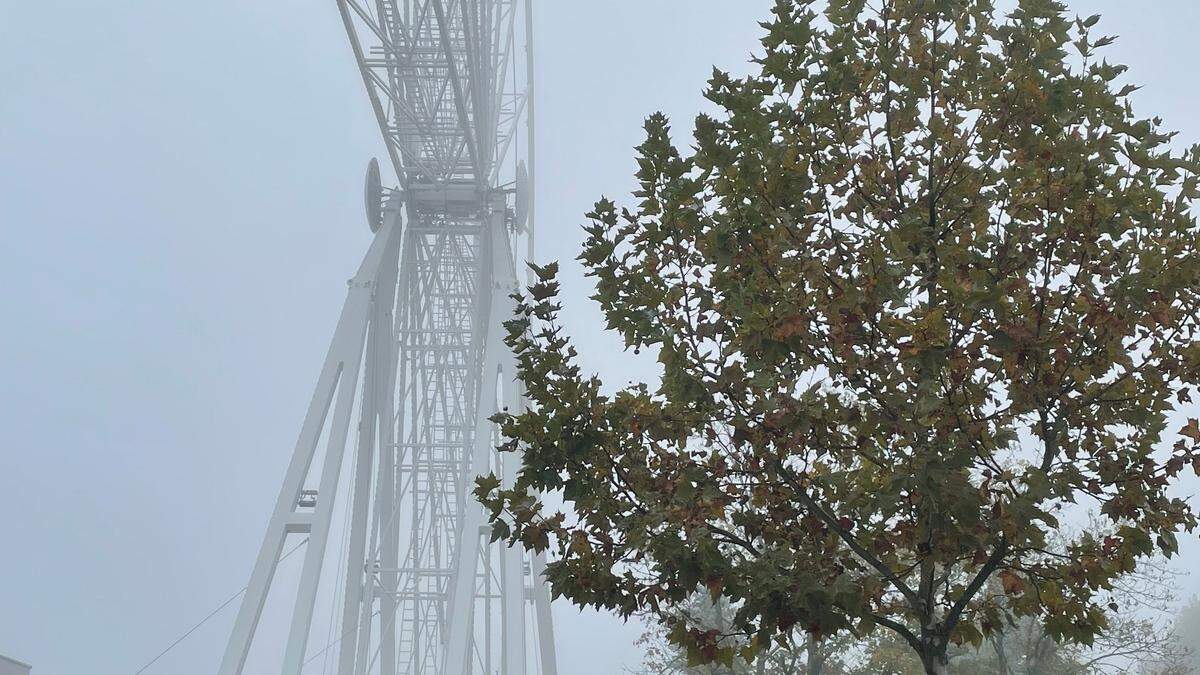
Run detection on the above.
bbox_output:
[0,654,31,675]
[219,208,403,675]
[221,0,555,672]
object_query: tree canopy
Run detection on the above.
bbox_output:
[477,1,1200,673]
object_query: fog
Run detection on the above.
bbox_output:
[1,2,1198,673]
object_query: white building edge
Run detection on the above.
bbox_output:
[0,653,31,675]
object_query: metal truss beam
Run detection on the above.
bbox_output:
[222,1,553,673]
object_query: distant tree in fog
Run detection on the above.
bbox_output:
[631,592,856,674]
[634,556,1191,674]
[1158,598,1200,675]
[475,0,1200,673]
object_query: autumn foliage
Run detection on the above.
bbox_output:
[477,1,1200,673]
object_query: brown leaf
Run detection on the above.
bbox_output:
[773,314,808,339]
[1181,419,1200,443]
[1149,305,1173,326]
[999,570,1025,595]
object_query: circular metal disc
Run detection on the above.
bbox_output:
[364,157,383,233]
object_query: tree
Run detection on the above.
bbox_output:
[625,514,1196,674]
[1158,598,1200,675]
[632,592,856,674]
[477,1,1200,673]
[634,559,1192,675]
[1081,559,1191,675]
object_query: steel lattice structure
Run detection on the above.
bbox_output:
[219,1,555,673]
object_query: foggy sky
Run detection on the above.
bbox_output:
[1,2,1198,673]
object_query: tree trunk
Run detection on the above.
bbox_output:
[920,642,950,675]
[805,634,824,675]
[921,655,949,675]
[991,632,1011,675]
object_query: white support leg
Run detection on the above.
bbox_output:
[219,216,401,675]
[444,321,504,674]
[499,346,527,675]
[281,218,402,674]
[530,551,558,675]
[338,212,402,675]
[374,315,402,675]
[446,217,521,673]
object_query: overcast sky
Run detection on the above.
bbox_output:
[1,2,1198,674]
